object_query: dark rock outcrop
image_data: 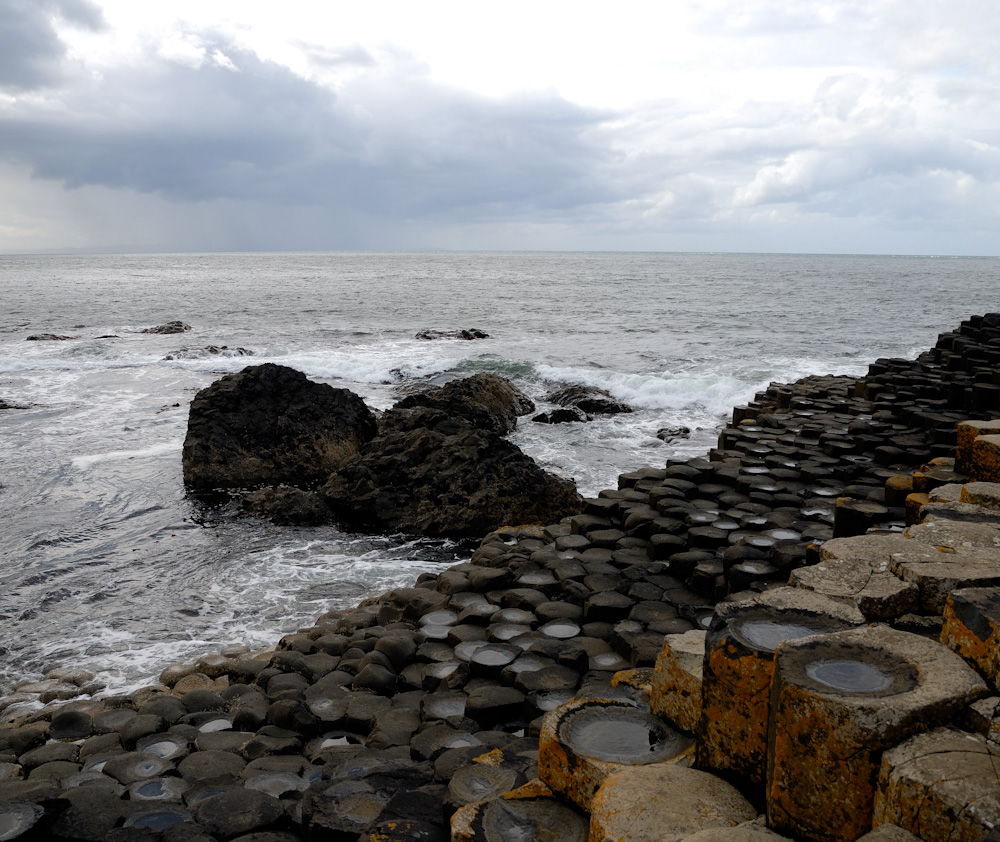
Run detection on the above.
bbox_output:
[142,321,191,335]
[182,364,378,491]
[415,329,489,340]
[26,333,75,341]
[393,373,534,435]
[241,486,331,525]
[320,413,582,537]
[533,407,590,424]
[546,385,633,415]
[657,425,692,442]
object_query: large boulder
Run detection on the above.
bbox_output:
[393,373,534,435]
[320,410,582,537]
[182,364,378,491]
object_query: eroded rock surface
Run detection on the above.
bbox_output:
[546,385,633,415]
[182,363,378,491]
[393,372,534,436]
[321,411,582,537]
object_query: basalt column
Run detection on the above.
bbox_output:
[766,625,986,842]
[697,588,864,789]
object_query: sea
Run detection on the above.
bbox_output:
[0,251,996,698]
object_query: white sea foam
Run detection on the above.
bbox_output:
[534,363,759,416]
[71,440,183,470]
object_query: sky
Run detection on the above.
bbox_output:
[0,0,998,254]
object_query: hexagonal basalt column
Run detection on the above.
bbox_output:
[450,778,589,842]
[789,536,919,621]
[698,588,865,788]
[537,697,695,811]
[941,587,1000,689]
[589,765,757,842]
[874,726,1000,842]
[766,625,987,842]
[650,629,706,732]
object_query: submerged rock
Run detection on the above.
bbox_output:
[164,345,254,361]
[393,373,534,436]
[142,321,191,334]
[182,363,378,491]
[657,426,692,442]
[415,329,489,340]
[546,385,633,415]
[26,333,75,341]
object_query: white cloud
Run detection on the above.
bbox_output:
[0,0,998,253]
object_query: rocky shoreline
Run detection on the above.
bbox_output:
[1,314,1000,841]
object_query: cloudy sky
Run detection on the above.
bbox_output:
[0,0,997,254]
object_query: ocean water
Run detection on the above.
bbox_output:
[0,251,996,696]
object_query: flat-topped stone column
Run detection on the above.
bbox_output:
[789,535,918,621]
[875,726,1000,842]
[537,697,695,811]
[698,588,864,788]
[956,420,1000,475]
[767,625,987,842]
[941,587,1000,689]
[450,779,589,842]
[650,629,706,732]
[589,765,757,842]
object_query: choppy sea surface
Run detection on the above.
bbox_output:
[0,251,996,696]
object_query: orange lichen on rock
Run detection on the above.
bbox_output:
[956,421,1000,475]
[970,434,1000,483]
[589,765,757,842]
[767,626,987,842]
[650,629,706,732]
[537,698,694,811]
[698,589,863,788]
[941,587,1000,688]
[874,727,1000,842]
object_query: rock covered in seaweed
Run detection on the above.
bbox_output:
[415,328,489,340]
[141,320,191,334]
[320,408,582,537]
[393,372,535,436]
[182,363,378,491]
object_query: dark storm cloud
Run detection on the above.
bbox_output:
[0,39,623,221]
[0,0,105,90]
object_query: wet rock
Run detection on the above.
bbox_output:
[177,749,246,783]
[768,625,987,842]
[0,802,45,839]
[241,487,331,525]
[194,788,285,839]
[141,321,191,334]
[321,423,581,538]
[532,408,590,424]
[183,363,378,491]
[415,329,489,341]
[393,373,534,436]
[164,345,254,360]
[545,385,633,415]
[657,426,692,442]
[50,786,140,840]
[26,333,76,340]
[538,698,695,811]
